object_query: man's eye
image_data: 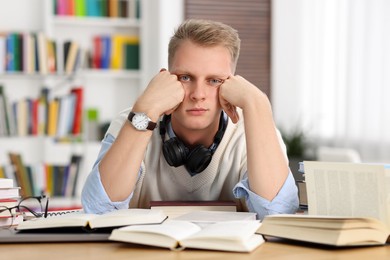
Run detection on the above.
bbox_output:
[208,79,223,86]
[179,75,191,82]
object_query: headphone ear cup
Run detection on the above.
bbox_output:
[162,137,188,167]
[185,145,212,174]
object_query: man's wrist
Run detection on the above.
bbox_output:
[128,111,157,131]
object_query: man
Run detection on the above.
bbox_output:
[81,19,299,219]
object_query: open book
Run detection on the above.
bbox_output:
[257,214,390,246]
[16,208,167,232]
[302,161,390,227]
[109,220,263,252]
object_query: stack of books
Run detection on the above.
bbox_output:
[0,178,23,227]
[257,161,390,247]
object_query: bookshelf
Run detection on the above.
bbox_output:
[0,0,184,205]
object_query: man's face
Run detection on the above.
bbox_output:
[170,40,233,135]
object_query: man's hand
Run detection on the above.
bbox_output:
[219,75,266,123]
[133,69,185,118]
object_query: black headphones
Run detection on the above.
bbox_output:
[159,112,228,176]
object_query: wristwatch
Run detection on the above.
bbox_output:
[128,112,157,131]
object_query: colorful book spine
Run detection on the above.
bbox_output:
[70,87,83,135]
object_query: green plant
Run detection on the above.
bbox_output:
[280,127,307,158]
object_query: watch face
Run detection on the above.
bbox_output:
[132,113,149,130]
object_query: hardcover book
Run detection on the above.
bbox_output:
[257,214,390,247]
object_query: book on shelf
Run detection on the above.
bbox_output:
[5,33,15,71]
[53,0,137,18]
[70,87,83,135]
[149,200,237,219]
[56,93,76,138]
[109,219,263,252]
[110,35,139,69]
[37,32,48,74]
[257,214,390,247]
[302,161,390,228]
[0,85,16,136]
[0,35,5,73]
[8,153,32,197]
[6,152,83,198]
[16,208,167,232]
[64,41,80,74]
[47,98,59,136]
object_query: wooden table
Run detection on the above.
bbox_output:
[1,240,390,260]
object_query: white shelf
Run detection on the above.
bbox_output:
[81,69,141,79]
[53,16,140,28]
[0,70,141,80]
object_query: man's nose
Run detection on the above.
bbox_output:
[189,81,206,100]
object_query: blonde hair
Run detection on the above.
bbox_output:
[168,19,241,70]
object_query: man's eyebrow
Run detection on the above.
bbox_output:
[172,70,191,75]
[172,71,228,79]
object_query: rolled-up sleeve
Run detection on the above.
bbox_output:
[81,134,133,214]
[233,171,299,220]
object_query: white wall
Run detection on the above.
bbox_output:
[0,0,43,31]
[141,0,184,91]
[271,0,306,133]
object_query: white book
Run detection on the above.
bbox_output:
[24,32,35,74]
[56,94,75,137]
[109,220,263,252]
[0,187,20,199]
[37,32,48,74]
[0,178,13,189]
[0,35,5,73]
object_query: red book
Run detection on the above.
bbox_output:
[68,0,75,16]
[92,36,102,68]
[70,87,83,135]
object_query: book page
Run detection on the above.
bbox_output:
[110,220,263,252]
[89,208,167,228]
[109,220,201,249]
[181,220,263,252]
[304,161,390,227]
[17,213,95,230]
